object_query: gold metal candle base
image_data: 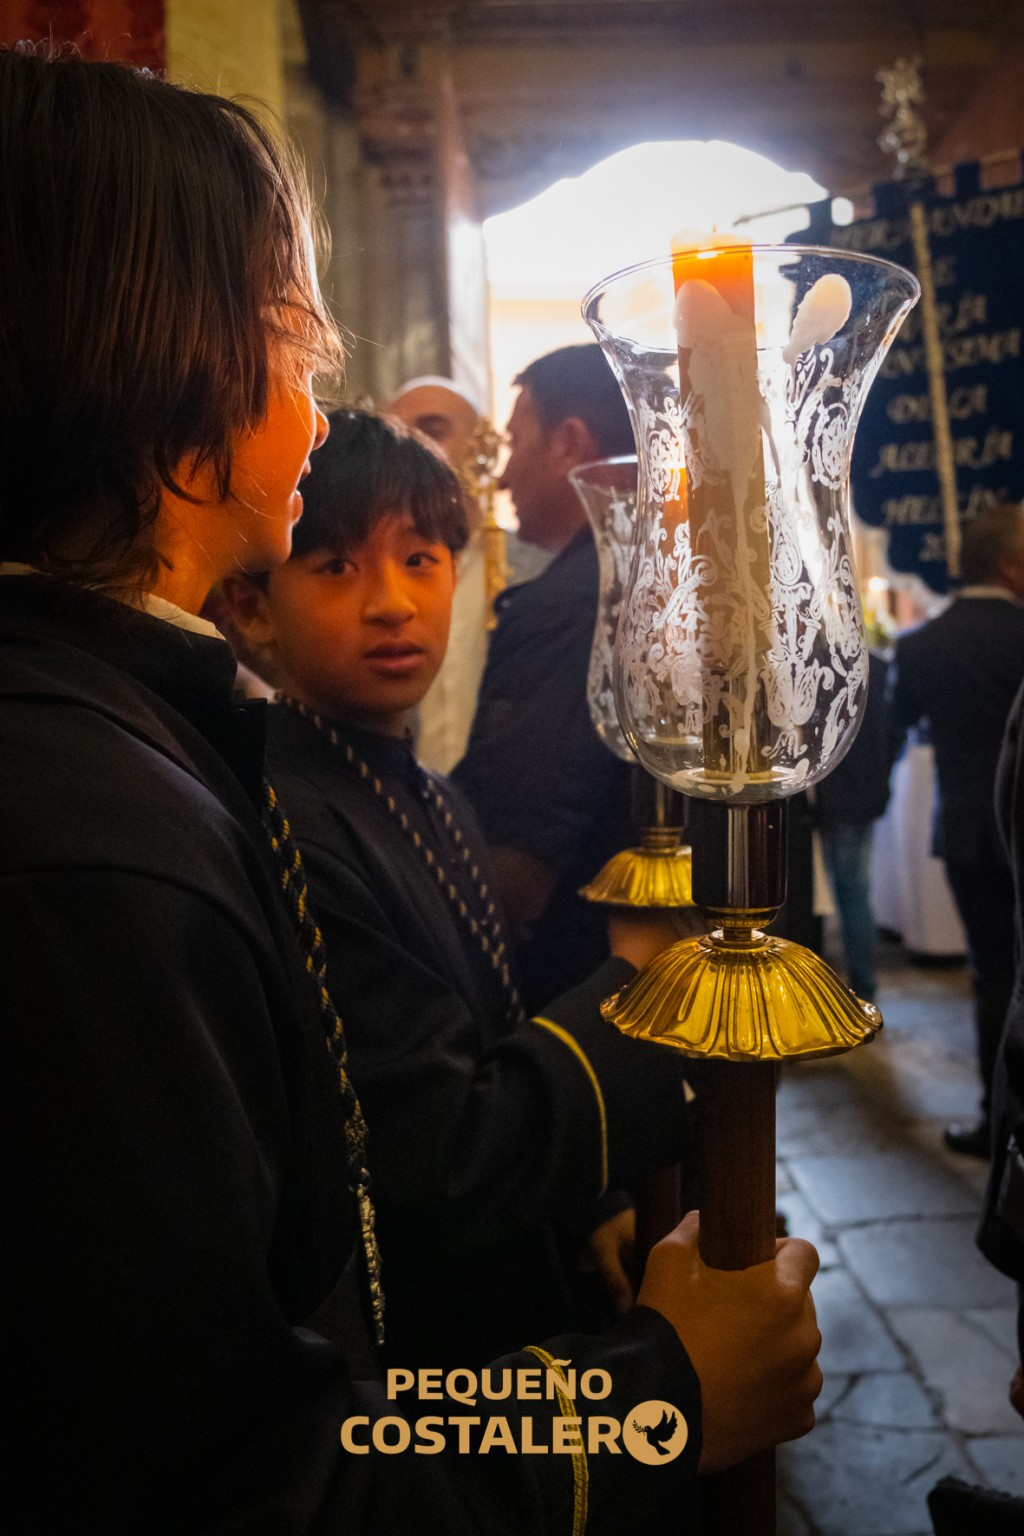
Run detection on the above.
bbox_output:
[580,773,695,910]
[579,841,694,909]
[602,925,881,1062]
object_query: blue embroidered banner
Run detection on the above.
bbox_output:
[804,164,1024,593]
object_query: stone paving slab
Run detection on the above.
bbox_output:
[813,1269,903,1374]
[778,1423,974,1536]
[901,1123,992,1199]
[838,1217,1017,1308]
[879,970,967,1017]
[840,1033,982,1123]
[965,1307,1022,1355]
[769,947,1021,1533]
[830,1372,939,1430]
[777,1186,840,1269]
[885,1309,1024,1434]
[780,1058,865,1108]
[777,1094,898,1159]
[815,1371,853,1420]
[778,1489,816,1536]
[790,1150,980,1226]
[776,1062,896,1155]
[965,1435,1024,1494]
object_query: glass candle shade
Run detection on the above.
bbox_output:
[583,246,919,804]
[568,454,639,763]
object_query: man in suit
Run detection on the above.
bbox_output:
[453,344,637,1011]
[892,502,1024,1156]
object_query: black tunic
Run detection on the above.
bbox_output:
[980,678,1024,1287]
[2,575,702,1535]
[263,704,687,1369]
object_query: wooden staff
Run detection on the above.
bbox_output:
[670,245,778,1532]
[698,1060,779,1531]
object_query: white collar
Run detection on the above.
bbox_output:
[956,585,1018,602]
[0,563,222,639]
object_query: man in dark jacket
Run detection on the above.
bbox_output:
[892,503,1024,1155]
[453,346,636,1011]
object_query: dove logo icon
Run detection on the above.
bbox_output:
[622,1400,688,1465]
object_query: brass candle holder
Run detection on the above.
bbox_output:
[568,455,694,914]
[584,244,919,1533]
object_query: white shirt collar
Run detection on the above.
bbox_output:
[957,585,1018,602]
[0,563,223,639]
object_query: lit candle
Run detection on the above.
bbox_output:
[670,240,770,789]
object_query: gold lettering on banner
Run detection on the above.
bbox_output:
[870,427,1014,477]
[898,291,987,343]
[880,328,1021,379]
[835,188,1024,253]
[928,188,1024,235]
[932,256,957,288]
[886,384,989,424]
[919,531,947,563]
[882,495,941,526]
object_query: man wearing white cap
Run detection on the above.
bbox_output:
[390,376,490,773]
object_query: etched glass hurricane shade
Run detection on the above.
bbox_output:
[567,455,639,763]
[583,246,919,804]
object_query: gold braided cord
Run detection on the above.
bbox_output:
[531,1017,609,1198]
[280,696,526,1028]
[523,1346,589,1536]
[263,779,385,1345]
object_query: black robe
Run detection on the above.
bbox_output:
[980,678,1024,1295]
[2,575,701,1535]
[263,705,687,1369]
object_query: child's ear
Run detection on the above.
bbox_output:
[220,575,277,650]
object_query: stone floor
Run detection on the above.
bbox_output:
[774,932,1023,1536]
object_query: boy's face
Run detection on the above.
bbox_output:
[258,512,456,735]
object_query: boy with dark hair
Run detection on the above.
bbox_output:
[225,406,694,1368]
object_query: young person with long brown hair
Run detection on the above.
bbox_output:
[1,44,821,1534]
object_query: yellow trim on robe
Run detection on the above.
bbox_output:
[531,1016,609,1197]
[524,1345,589,1536]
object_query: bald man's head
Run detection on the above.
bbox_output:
[390,378,480,468]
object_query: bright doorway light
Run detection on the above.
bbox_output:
[484,139,829,461]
